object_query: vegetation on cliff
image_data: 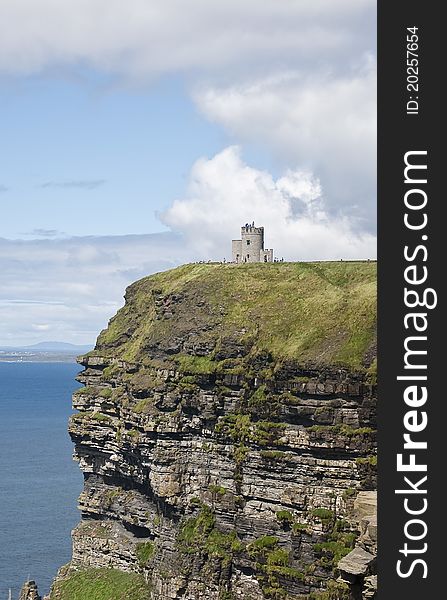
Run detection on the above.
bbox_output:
[50,568,151,600]
[95,261,376,370]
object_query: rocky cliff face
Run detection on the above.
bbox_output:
[46,262,378,600]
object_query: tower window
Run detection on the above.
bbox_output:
[246,239,251,245]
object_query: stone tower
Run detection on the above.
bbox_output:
[232,222,274,263]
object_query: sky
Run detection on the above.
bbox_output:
[0,0,377,346]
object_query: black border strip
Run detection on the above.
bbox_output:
[378,1,443,597]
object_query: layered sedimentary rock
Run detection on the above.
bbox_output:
[48,262,378,600]
[19,582,41,600]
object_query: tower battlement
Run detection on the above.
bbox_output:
[231,222,274,264]
[241,224,264,235]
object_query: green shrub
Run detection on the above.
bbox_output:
[179,505,216,549]
[313,540,352,566]
[209,484,227,497]
[216,413,252,445]
[252,421,285,445]
[311,508,334,520]
[248,535,279,555]
[248,385,268,408]
[342,487,356,500]
[292,521,311,534]
[275,511,294,526]
[178,504,243,562]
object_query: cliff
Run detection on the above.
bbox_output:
[44,262,377,600]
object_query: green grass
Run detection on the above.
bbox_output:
[292,522,311,534]
[311,508,335,529]
[75,386,96,396]
[178,504,216,549]
[70,411,113,424]
[311,508,334,520]
[312,516,358,571]
[260,450,287,460]
[313,540,353,566]
[215,414,251,443]
[248,535,280,554]
[307,424,375,437]
[50,568,152,600]
[367,358,377,384]
[252,421,285,445]
[92,412,112,423]
[342,487,357,500]
[356,455,377,466]
[216,414,285,447]
[175,354,217,375]
[248,535,304,597]
[308,581,351,600]
[133,399,151,414]
[93,262,376,369]
[127,428,140,441]
[178,504,244,560]
[136,541,155,566]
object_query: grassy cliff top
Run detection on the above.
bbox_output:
[94,261,376,370]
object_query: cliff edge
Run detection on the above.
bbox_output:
[45,262,377,599]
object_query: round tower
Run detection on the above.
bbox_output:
[240,223,264,263]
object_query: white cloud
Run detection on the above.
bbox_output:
[0,1,375,78]
[194,59,376,224]
[0,0,376,227]
[32,323,50,331]
[161,146,376,261]
[0,232,192,345]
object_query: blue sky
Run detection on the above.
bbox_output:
[0,0,376,345]
[1,74,228,238]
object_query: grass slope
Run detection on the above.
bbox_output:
[96,262,376,369]
[50,568,151,600]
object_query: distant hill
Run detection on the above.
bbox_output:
[24,341,93,352]
[0,342,93,353]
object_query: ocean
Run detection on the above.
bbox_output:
[0,362,83,599]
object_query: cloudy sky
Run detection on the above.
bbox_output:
[0,0,376,346]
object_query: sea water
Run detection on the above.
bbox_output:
[0,362,83,598]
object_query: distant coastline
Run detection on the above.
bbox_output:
[0,343,92,363]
